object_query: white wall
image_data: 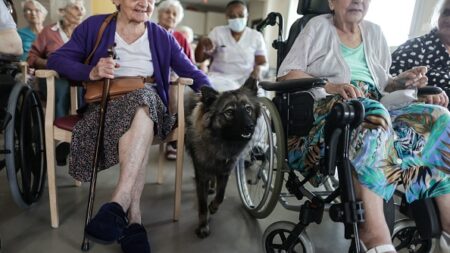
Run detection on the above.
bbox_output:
[205,11,226,33]
[409,0,440,38]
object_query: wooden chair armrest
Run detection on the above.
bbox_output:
[35,69,59,79]
[171,77,193,86]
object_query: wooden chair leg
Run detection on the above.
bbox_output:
[173,138,185,221]
[157,143,165,184]
[46,138,59,228]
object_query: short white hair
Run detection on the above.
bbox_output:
[158,0,184,25]
[56,0,84,10]
[21,0,48,17]
[176,25,194,43]
[432,0,449,28]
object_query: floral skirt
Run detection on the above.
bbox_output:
[288,81,450,203]
[69,87,175,182]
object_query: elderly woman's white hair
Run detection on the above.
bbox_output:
[432,0,449,28]
[50,0,85,21]
[21,0,48,17]
[176,25,194,43]
[158,0,184,25]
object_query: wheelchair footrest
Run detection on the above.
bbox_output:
[299,199,324,225]
[400,196,441,239]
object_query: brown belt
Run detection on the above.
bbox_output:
[144,76,155,83]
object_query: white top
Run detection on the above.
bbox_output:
[278,14,418,110]
[0,0,15,31]
[208,26,267,85]
[114,29,154,78]
[51,21,69,43]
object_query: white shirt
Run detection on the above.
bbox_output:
[114,29,154,78]
[0,0,15,31]
[208,26,267,85]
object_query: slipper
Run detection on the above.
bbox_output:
[85,202,128,244]
[119,223,151,253]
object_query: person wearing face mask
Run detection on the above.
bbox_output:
[28,0,85,119]
[195,0,267,92]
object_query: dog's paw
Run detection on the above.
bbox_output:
[195,225,210,238]
[208,201,218,214]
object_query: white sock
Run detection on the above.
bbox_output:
[440,231,450,253]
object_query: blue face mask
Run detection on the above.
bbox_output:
[228,17,247,32]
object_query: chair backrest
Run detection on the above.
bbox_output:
[279,0,331,67]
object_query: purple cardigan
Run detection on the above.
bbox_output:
[47,14,210,107]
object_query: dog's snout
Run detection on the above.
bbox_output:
[245,124,255,133]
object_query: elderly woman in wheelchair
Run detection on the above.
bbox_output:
[263,0,450,252]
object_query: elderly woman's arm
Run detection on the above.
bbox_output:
[0,29,23,56]
[170,34,211,90]
[0,1,22,56]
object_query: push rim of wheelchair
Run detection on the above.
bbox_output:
[1,82,46,208]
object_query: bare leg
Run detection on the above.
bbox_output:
[112,107,154,214]
[355,181,395,252]
[436,194,450,233]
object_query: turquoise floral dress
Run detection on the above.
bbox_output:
[288,80,450,203]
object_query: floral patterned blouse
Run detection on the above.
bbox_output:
[390,28,450,98]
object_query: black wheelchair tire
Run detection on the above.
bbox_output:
[263,221,314,253]
[392,218,436,253]
[236,97,286,219]
[4,83,46,208]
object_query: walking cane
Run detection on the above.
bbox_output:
[81,45,116,251]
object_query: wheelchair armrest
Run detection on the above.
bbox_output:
[259,78,326,93]
[417,86,442,96]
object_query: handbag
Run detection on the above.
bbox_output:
[82,12,149,103]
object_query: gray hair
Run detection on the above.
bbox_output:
[176,25,193,43]
[158,0,184,25]
[56,0,85,11]
[21,0,48,17]
[432,0,449,28]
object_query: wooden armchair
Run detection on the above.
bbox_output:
[35,70,191,228]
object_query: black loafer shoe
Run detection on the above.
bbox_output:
[119,223,151,253]
[85,202,128,244]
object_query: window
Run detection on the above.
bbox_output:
[365,0,417,47]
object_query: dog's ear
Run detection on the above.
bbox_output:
[241,77,258,96]
[200,86,219,107]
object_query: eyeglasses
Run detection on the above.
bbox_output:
[24,9,42,14]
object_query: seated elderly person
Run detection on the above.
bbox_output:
[278,0,450,252]
[390,0,450,109]
[47,0,210,252]
[18,0,47,61]
[195,0,267,92]
[157,0,193,160]
[0,0,22,56]
[29,0,85,118]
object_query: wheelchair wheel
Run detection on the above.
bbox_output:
[392,219,436,253]
[4,83,46,208]
[236,97,286,218]
[263,221,314,253]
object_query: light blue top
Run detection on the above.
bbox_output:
[18,27,36,61]
[340,43,375,84]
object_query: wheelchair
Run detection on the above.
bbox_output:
[0,54,46,208]
[234,0,443,252]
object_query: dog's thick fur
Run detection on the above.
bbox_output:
[186,78,261,238]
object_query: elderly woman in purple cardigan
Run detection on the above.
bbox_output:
[47,0,210,252]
